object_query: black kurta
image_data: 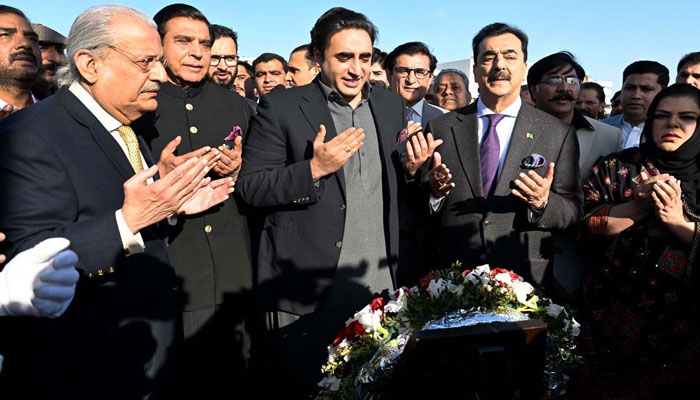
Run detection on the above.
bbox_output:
[134,80,253,312]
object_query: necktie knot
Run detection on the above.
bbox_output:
[117,125,144,173]
[487,113,506,129]
[405,106,415,122]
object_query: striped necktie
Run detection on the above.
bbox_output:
[117,125,144,173]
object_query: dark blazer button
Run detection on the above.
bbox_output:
[335,241,342,248]
[484,220,490,226]
[339,204,346,210]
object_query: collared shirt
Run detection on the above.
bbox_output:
[407,98,425,125]
[476,96,522,178]
[0,93,38,110]
[430,96,524,213]
[69,82,148,255]
[316,77,393,301]
[621,119,644,149]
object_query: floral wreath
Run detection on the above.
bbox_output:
[316,263,581,399]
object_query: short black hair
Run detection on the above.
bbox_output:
[472,23,528,61]
[611,90,621,102]
[580,82,605,104]
[153,4,212,40]
[0,5,29,21]
[677,52,700,73]
[291,44,315,68]
[309,7,377,61]
[372,47,386,65]
[384,41,437,73]
[239,60,254,77]
[253,53,288,73]
[526,51,585,97]
[211,24,238,50]
[622,60,670,88]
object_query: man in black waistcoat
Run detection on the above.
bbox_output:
[132,4,253,396]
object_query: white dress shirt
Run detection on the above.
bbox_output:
[0,93,38,110]
[69,82,148,255]
[621,119,644,149]
[430,96,522,211]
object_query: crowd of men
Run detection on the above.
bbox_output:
[0,3,698,399]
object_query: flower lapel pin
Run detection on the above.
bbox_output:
[521,153,546,169]
[397,128,409,145]
[223,125,242,149]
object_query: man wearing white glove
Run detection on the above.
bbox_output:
[0,235,79,373]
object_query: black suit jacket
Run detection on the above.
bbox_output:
[0,87,178,398]
[237,79,406,315]
[426,101,583,285]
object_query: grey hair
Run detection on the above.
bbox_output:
[433,68,470,93]
[57,5,156,87]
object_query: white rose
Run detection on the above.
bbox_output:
[428,278,447,298]
[494,272,513,285]
[512,281,534,305]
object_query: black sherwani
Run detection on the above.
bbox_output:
[133,80,254,396]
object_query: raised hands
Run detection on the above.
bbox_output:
[651,176,685,225]
[632,171,671,215]
[309,124,365,181]
[402,121,443,177]
[213,135,243,180]
[157,136,220,177]
[512,163,555,209]
[428,151,455,197]
[122,158,211,233]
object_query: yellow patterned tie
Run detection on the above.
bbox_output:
[117,125,144,173]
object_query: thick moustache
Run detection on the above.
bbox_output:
[10,51,36,63]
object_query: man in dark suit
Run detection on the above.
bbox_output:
[426,23,582,288]
[384,41,447,285]
[133,4,254,396]
[0,5,232,398]
[237,7,408,396]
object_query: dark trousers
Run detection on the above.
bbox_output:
[177,301,254,398]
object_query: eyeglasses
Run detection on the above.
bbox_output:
[101,44,166,72]
[392,67,431,80]
[576,100,599,106]
[540,76,580,87]
[210,54,239,67]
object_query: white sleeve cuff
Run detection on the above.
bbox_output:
[167,214,178,226]
[115,209,145,255]
[429,193,445,214]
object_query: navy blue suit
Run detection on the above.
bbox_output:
[0,87,178,399]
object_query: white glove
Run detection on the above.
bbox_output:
[0,237,79,318]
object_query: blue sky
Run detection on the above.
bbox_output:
[9,0,699,94]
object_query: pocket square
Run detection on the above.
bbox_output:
[397,128,409,145]
[224,125,243,142]
[521,154,546,169]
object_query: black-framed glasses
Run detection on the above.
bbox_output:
[210,54,239,67]
[393,67,431,80]
[102,44,166,72]
[540,76,580,87]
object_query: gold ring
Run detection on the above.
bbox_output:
[344,146,352,153]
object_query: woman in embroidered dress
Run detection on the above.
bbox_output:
[579,84,700,399]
